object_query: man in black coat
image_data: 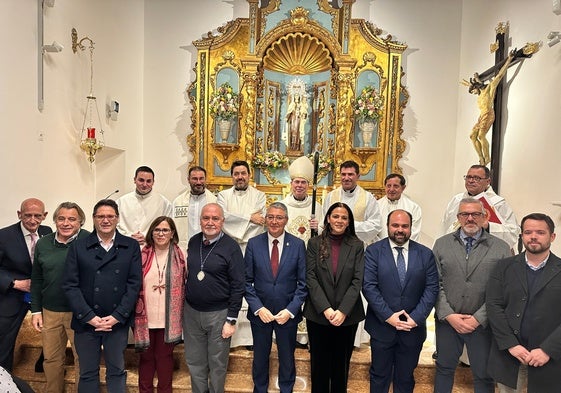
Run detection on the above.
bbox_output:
[0,198,51,371]
[63,199,141,393]
[487,213,561,393]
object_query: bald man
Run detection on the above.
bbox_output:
[0,198,51,371]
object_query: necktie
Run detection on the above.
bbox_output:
[395,246,406,286]
[24,233,38,304]
[465,237,474,255]
[203,239,210,246]
[29,233,38,262]
[271,239,279,278]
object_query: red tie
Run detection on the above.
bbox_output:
[271,239,279,278]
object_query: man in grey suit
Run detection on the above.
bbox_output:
[487,213,561,393]
[433,197,511,393]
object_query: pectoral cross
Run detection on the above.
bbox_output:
[152,284,166,294]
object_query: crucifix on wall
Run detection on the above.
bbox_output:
[462,22,540,191]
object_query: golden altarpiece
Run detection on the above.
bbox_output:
[187,0,408,199]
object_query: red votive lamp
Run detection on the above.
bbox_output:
[87,127,96,139]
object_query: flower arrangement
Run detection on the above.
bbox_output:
[307,153,334,179]
[352,85,384,122]
[209,82,239,121]
[252,151,289,170]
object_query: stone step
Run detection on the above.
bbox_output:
[12,315,476,392]
[14,342,475,393]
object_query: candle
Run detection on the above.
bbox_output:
[87,127,96,139]
[321,185,327,202]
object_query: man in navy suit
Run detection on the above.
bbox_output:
[363,209,439,393]
[0,198,51,371]
[63,199,142,393]
[245,202,307,393]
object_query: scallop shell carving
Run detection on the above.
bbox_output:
[263,33,333,75]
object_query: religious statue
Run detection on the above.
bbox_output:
[285,79,308,153]
[467,52,513,166]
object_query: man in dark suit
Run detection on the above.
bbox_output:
[63,199,142,393]
[245,202,307,393]
[487,213,561,393]
[0,198,51,371]
[363,209,439,393]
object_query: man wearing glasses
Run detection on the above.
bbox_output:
[63,199,142,393]
[440,165,520,250]
[244,202,307,393]
[432,198,511,393]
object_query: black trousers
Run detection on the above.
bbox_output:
[306,319,358,393]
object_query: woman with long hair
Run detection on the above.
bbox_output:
[303,202,365,393]
[134,216,186,393]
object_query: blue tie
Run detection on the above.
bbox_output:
[395,246,406,286]
[465,237,474,254]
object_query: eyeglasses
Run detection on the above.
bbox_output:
[463,175,489,182]
[457,212,484,219]
[94,215,118,221]
[153,228,172,234]
[266,215,287,221]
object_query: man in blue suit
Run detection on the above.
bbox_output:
[245,202,307,393]
[0,198,51,371]
[363,209,439,393]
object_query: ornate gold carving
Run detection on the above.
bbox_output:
[523,42,541,55]
[490,40,499,53]
[496,21,509,35]
[290,7,309,25]
[190,3,408,196]
[259,168,280,185]
[263,33,333,75]
[211,143,239,166]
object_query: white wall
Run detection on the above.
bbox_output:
[2,0,561,253]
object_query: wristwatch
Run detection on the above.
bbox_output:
[226,319,237,326]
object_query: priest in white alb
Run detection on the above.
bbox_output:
[172,166,216,251]
[217,160,266,348]
[377,173,422,241]
[116,166,173,246]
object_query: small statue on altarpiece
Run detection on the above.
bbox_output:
[285,78,309,154]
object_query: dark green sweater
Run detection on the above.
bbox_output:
[30,229,90,313]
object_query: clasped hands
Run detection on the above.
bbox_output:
[257,307,291,325]
[323,307,346,326]
[509,345,550,367]
[445,313,479,334]
[87,315,119,332]
[386,310,417,331]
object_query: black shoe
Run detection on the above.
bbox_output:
[432,350,438,360]
[295,342,308,350]
[35,351,44,373]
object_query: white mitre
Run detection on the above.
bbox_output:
[289,156,314,182]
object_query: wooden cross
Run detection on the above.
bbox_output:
[463,22,539,192]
